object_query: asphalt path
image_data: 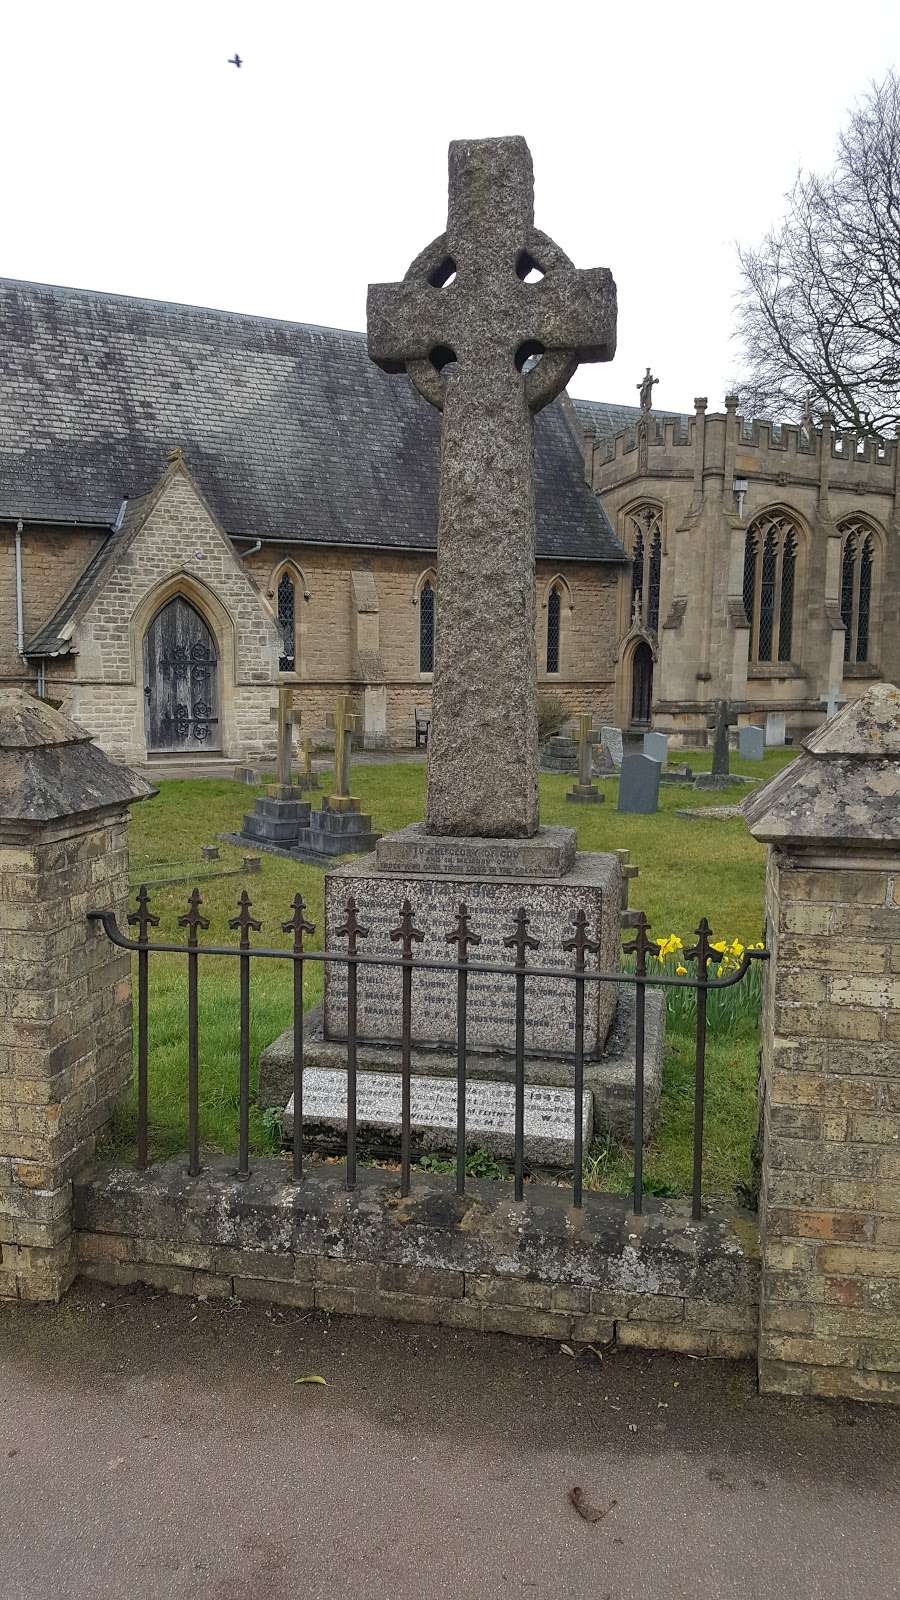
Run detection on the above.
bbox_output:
[2,1282,899,1600]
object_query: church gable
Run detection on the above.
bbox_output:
[64,458,279,687]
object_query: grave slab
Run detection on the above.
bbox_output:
[282,1068,594,1166]
[617,753,661,814]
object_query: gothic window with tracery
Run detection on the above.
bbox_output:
[419,579,435,673]
[742,512,799,663]
[839,520,876,664]
[277,570,296,672]
[626,506,662,633]
[546,584,561,673]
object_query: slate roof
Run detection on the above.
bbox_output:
[0,278,625,567]
[571,396,688,445]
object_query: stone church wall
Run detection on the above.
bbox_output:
[0,525,105,683]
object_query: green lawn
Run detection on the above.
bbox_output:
[106,748,795,1201]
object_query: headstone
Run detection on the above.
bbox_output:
[600,726,624,768]
[367,134,615,838]
[617,753,661,815]
[293,694,378,859]
[567,713,603,804]
[765,711,786,747]
[738,725,764,761]
[643,730,668,770]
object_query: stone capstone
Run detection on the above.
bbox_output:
[0,688,154,827]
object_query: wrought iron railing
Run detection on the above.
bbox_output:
[88,890,768,1221]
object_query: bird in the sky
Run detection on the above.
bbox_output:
[228,52,243,68]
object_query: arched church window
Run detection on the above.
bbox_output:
[626,506,662,633]
[419,579,435,673]
[839,520,877,664]
[742,512,800,663]
[277,570,296,672]
[546,584,562,674]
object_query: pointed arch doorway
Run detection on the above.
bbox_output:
[630,639,654,726]
[143,595,220,752]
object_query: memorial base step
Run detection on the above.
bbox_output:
[283,1068,593,1166]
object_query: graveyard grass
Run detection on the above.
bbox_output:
[109,748,796,1202]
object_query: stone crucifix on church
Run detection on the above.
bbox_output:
[368,137,616,838]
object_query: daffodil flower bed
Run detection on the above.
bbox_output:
[626,934,766,1035]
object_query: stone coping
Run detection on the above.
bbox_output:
[74,1158,759,1355]
[374,823,578,879]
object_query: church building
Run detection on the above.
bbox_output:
[2,279,896,763]
[0,278,625,765]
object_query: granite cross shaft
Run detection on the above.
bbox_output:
[368,136,616,839]
[326,695,361,811]
[269,682,301,792]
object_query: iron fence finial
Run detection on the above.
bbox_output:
[503,906,540,966]
[128,883,160,944]
[282,892,316,950]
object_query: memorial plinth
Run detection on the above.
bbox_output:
[322,837,619,1058]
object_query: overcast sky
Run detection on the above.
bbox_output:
[5,2,898,416]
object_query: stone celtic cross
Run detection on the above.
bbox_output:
[326,694,361,811]
[368,136,616,839]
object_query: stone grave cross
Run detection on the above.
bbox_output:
[326,694,361,812]
[368,136,616,839]
[575,714,600,788]
[269,682,301,795]
[711,698,736,777]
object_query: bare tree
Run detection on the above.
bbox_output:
[735,73,900,438]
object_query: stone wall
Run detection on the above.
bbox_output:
[74,1157,759,1357]
[0,525,106,683]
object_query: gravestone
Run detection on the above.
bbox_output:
[567,714,604,804]
[643,730,668,770]
[260,136,664,1163]
[293,694,378,858]
[739,725,764,761]
[617,753,660,815]
[601,726,624,768]
[240,680,310,847]
[765,711,786,747]
[296,737,320,791]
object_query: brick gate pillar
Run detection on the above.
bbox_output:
[745,682,900,1402]
[0,691,152,1301]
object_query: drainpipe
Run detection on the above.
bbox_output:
[238,539,262,562]
[14,519,25,658]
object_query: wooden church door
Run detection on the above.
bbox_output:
[630,640,654,726]
[143,597,220,752]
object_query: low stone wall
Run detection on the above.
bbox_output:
[74,1158,759,1357]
